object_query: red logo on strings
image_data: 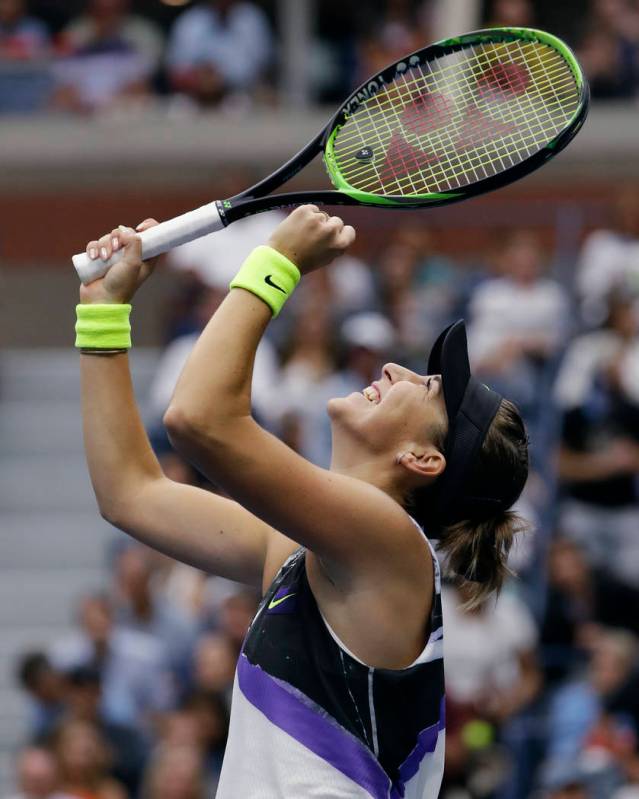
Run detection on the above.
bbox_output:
[380,130,440,187]
[454,104,517,151]
[477,62,531,99]
[400,92,453,136]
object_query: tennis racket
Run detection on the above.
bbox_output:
[73,26,589,284]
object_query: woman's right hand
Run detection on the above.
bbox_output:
[79,218,159,305]
[268,205,356,275]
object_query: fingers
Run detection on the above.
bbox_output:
[86,227,133,262]
[308,208,356,254]
[136,218,159,233]
[85,219,158,262]
[336,224,357,249]
[320,214,356,250]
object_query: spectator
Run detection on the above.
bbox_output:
[356,0,431,84]
[17,653,67,742]
[376,224,459,364]
[468,229,569,421]
[154,693,229,793]
[577,186,639,327]
[51,719,127,799]
[50,592,176,735]
[607,666,639,779]
[5,746,71,799]
[577,0,639,100]
[112,545,199,683]
[216,588,259,657]
[49,593,112,674]
[53,0,163,113]
[323,252,377,318]
[58,666,147,796]
[190,633,236,705]
[151,549,210,627]
[554,289,639,588]
[0,0,52,112]
[485,0,535,28]
[540,760,590,799]
[182,691,229,789]
[543,629,639,794]
[166,0,273,107]
[141,744,206,799]
[441,582,541,794]
[541,538,639,687]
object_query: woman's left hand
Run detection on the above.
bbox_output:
[267,205,356,275]
[79,218,160,305]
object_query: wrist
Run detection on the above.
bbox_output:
[266,240,301,272]
[75,303,132,350]
[230,245,301,318]
[79,285,130,305]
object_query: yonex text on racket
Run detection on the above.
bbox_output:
[73,26,589,285]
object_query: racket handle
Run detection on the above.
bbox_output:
[72,201,226,284]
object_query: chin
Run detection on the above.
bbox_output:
[326,395,346,420]
[327,392,365,419]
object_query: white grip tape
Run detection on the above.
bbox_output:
[72,201,225,284]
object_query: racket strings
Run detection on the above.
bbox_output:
[342,44,574,193]
[344,44,575,193]
[338,43,575,159]
[331,39,579,196]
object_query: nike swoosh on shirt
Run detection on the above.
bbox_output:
[264,275,286,293]
[268,592,297,609]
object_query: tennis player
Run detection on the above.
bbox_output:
[76,205,529,798]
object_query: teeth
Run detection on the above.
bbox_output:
[363,387,378,404]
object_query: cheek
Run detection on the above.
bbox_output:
[367,395,420,444]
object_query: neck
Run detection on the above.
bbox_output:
[330,441,405,506]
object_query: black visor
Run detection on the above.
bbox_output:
[427,320,505,527]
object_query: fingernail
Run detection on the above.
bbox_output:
[136,223,144,231]
[101,248,108,260]
[112,237,119,250]
[89,248,97,260]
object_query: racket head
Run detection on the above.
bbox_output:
[322,27,589,207]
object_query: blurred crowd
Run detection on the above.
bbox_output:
[2,0,639,116]
[9,184,639,799]
[4,1,639,798]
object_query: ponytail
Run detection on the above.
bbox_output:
[411,398,529,607]
[438,510,528,609]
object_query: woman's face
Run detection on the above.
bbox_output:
[328,362,447,456]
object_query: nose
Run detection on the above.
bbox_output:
[382,363,415,384]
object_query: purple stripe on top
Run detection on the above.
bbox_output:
[237,654,391,799]
[391,696,446,798]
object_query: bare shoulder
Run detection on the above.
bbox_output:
[305,513,435,669]
[319,508,434,589]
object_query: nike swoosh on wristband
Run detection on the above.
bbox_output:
[264,274,287,293]
[268,592,297,609]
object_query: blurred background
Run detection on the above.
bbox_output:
[1,0,639,798]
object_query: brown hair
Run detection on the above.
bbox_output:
[412,399,529,608]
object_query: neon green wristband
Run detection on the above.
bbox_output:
[75,304,132,350]
[229,245,301,318]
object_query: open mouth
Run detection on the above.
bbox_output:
[362,385,381,404]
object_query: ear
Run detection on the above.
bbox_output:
[396,447,446,481]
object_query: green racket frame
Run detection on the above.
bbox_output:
[217,27,589,225]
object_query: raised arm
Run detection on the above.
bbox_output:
[78,223,281,588]
[164,207,427,579]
